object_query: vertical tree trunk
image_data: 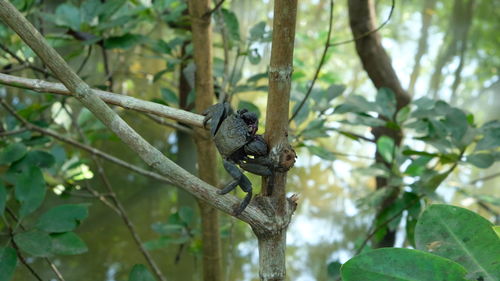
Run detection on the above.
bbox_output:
[450,0,475,104]
[348,0,410,248]
[408,0,437,96]
[188,1,223,280]
[257,0,298,280]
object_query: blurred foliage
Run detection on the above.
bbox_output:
[0,0,499,280]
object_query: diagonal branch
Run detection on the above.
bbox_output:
[0,0,272,231]
[0,72,204,128]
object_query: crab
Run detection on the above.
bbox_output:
[203,102,272,215]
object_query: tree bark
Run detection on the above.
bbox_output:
[257,0,298,280]
[188,0,223,280]
[348,0,410,248]
[408,0,437,96]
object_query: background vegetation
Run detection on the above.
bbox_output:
[0,0,499,280]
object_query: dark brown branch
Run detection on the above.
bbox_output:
[0,42,55,78]
[330,0,395,47]
[0,127,28,137]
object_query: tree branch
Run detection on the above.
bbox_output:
[0,72,204,128]
[0,0,272,231]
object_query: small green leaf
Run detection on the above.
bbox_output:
[442,108,468,144]
[15,166,46,218]
[466,153,495,169]
[151,223,184,235]
[0,247,17,281]
[128,264,156,281]
[306,145,336,161]
[341,248,468,281]
[375,87,396,119]
[249,21,266,41]
[103,34,143,49]
[221,8,240,42]
[396,106,411,124]
[476,121,500,151]
[179,206,194,225]
[493,226,500,239]
[0,143,27,165]
[160,88,179,106]
[376,136,395,163]
[14,230,52,257]
[50,232,88,255]
[36,204,89,233]
[327,261,341,279]
[404,156,433,176]
[248,48,261,65]
[54,3,81,30]
[415,204,500,281]
[15,150,55,169]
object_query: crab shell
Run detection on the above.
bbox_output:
[213,114,251,158]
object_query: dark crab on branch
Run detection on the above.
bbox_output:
[203,102,272,215]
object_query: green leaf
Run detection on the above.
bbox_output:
[376,136,395,163]
[476,121,500,151]
[396,106,411,124]
[128,264,156,281]
[442,108,469,144]
[15,166,46,217]
[334,95,374,114]
[160,88,179,106]
[404,156,433,176]
[415,204,500,281]
[103,34,143,49]
[0,143,27,165]
[14,230,52,257]
[249,21,266,41]
[375,87,396,119]
[179,206,194,225]
[54,3,81,30]
[16,150,55,169]
[36,204,89,233]
[493,226,500,239]
[466,153,495,168]
[151,223,184,235]
[221,8,240,42]
[0,182,6,216]
[341,248,467,281]
[248,48,261,65]
[306,145,336,161]
[0,247,17,281]
[50,232,88,255]
[327,261,341,279]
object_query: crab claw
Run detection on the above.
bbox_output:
[202,102,233,136]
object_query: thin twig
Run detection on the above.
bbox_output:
[0,42,55,78]
[0,127,27,137]
[0,99,174,185]
[204,0,225,18]
[76,46,92,75]
[289,0,334,122]
[469,171,500,185]
[99,46,114,91]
